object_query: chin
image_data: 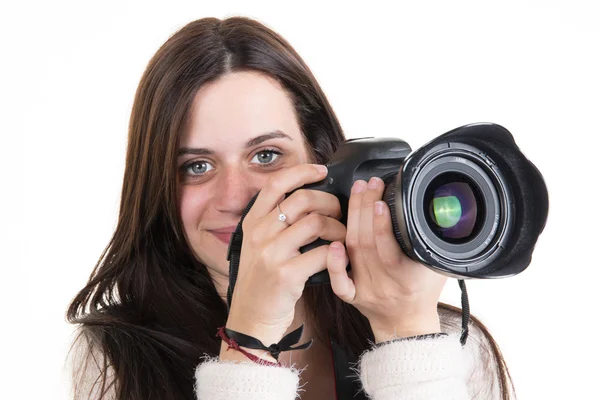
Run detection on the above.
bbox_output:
[199,249,230,276]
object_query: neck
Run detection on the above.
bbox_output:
[277,298,314,365]
[213,271,230,304]
[284,299,337,400]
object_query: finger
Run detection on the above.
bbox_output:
[256,189,342,239]
[279,189,342,224]
[248,244,329,301]
[282,245,331,294]
[373,200,406,266]
[326,242,356,303]
[276,214,347,256]
[345,180,368,279]
[248,164,328,219]
[358,177,385,263]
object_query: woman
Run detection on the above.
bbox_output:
[67,16,514,399]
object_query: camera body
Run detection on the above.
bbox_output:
[300,137,411,284]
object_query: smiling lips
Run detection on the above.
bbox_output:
[209,226,237,244]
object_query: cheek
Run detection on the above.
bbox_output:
[178,185,210,233]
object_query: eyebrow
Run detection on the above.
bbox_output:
[178,130,293,156]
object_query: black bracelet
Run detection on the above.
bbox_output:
[223,324,313,361]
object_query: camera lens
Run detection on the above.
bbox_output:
[386,125,533,278]
[424,173,484,244]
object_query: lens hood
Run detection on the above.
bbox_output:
[392,123,548,278]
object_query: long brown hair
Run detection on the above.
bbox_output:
[67,16,515,399]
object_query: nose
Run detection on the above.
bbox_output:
[213,166,259,215]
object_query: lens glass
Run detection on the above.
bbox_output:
[424,173,484,244]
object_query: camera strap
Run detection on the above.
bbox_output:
[458,279,470,346]
[226,192,259,311]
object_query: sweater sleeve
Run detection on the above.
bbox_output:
[357,333,470,400]
[360,329,505,400]
[194,357,302,400]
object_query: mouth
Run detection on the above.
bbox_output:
[210,231,234,244]
[208,226,238,245]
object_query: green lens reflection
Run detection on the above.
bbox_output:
[432,196,462,228]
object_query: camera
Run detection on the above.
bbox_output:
[299,122,548,283]
[227,123,549,295]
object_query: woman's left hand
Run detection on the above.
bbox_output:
[326,177,447,343]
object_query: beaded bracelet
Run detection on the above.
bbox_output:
[217,326,281,366]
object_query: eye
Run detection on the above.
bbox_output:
[183,160,214,176]
[251,149,282,165]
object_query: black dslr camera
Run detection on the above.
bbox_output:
[300,122,548,284]
[227,123,548,293]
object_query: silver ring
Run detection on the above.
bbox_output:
[277,203,289,225]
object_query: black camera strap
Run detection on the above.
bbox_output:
[458,279,470,346]
[226,192,259,311]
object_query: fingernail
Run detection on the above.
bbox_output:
[316,165,328,175]
[330,242,343,251]
[351,180,367,194]
[375,201,384,215]
[368,177,380,189]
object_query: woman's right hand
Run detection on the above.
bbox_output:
[224,164,345,353]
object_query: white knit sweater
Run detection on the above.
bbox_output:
[68,325,500,399]
[195,333,498,400]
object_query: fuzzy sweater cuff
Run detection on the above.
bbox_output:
[358,333,469,400]
[195,357,301,400]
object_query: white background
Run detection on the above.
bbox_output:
[2,0,599,398]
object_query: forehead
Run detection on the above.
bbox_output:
[181,71,303,148]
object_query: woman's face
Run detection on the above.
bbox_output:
[178,71,310,295]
